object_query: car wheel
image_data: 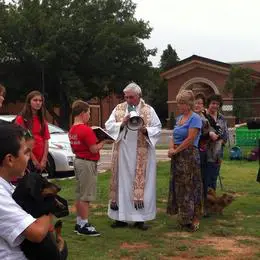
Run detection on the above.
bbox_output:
[46,154,56,178]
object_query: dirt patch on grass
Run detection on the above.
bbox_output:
[69,205,76,213]
[225,191,247,197]
[165,232,192,238]
[120,242,152,251]
[161,234,258,259]
[90,203,107,209]
[69,203,107,213]
[157,207,166,213]
[234,210,246,221]
[93,211,107,216]
[157,199,168,203]
[193,236,257,259]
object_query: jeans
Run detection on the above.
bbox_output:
[206,161,220,190]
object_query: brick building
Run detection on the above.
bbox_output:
[161,55,260,127]
[1,94,122,127]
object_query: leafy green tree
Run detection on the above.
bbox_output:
[225,66,256,121]
[0,0,155,128]
[142,44,180,127]
[160,44,179,72]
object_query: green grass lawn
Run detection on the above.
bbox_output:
[54,160,260,260]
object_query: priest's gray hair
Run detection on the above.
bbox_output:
[123,82,142,97]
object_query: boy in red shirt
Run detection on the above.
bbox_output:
[69,100,106,236]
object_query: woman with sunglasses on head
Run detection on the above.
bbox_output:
[167,90,203,232]
[15,91,50,173]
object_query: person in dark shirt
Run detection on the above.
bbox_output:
[204,94,228,191]
[194,93,211,216]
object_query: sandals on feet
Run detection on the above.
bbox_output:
[179,221,199,232]
[189,222,199,232]
[189,218,200,232]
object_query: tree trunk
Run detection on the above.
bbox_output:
[45,102,60,124]
[59,89,71,130]
[99,97,103,128]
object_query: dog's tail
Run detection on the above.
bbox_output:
[54,220,63,236]
[54,220,67,256]
[54,220,68,259]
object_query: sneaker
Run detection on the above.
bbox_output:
[74,224,80,233]
[77,223,100,236]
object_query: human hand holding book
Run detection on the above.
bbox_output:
[91,126,115,143]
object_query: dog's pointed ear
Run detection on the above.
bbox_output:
[25,173,43,201]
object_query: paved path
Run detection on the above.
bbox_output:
[98,149,169,173]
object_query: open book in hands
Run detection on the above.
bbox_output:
[91,126,115,143]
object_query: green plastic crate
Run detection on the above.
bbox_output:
[235,127,260,146]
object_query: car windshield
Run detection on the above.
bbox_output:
[48,124,66,134]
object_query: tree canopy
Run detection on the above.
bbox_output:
[225,66,256,121]
[142,44,180,126]
[160,44,179,72]
[0,0,156,128]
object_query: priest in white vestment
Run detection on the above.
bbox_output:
[105,82,161,230]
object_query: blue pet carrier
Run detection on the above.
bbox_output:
[229,146,242,160]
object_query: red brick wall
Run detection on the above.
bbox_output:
[0,102,60,124]
[100,94,123,127]
[1,93,122,128]
[167,67,260,128]
[235,62,260,72]
[167,68,231,120]
[168,68,230,102]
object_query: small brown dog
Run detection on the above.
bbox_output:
[206,188,234,215]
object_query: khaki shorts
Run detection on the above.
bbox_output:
[74,158,97,202]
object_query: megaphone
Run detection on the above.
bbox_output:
[127,110,144,131]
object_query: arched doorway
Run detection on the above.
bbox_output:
[179,77,219,98]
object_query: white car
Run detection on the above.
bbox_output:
[0,115,75,178]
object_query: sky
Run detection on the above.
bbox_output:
[134,0,260,66]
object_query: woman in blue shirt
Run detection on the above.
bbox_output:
[167,90,203,232]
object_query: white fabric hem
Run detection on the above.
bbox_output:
[108,210,156,222]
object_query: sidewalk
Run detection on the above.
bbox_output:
[100,149,169,156]
[98,149,170,173]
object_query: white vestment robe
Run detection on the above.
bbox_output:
[105,102,161,222]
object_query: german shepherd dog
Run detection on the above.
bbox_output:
[12,172,69,260]
[206,188,234,215]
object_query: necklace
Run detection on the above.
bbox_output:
[178,112,192,126]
